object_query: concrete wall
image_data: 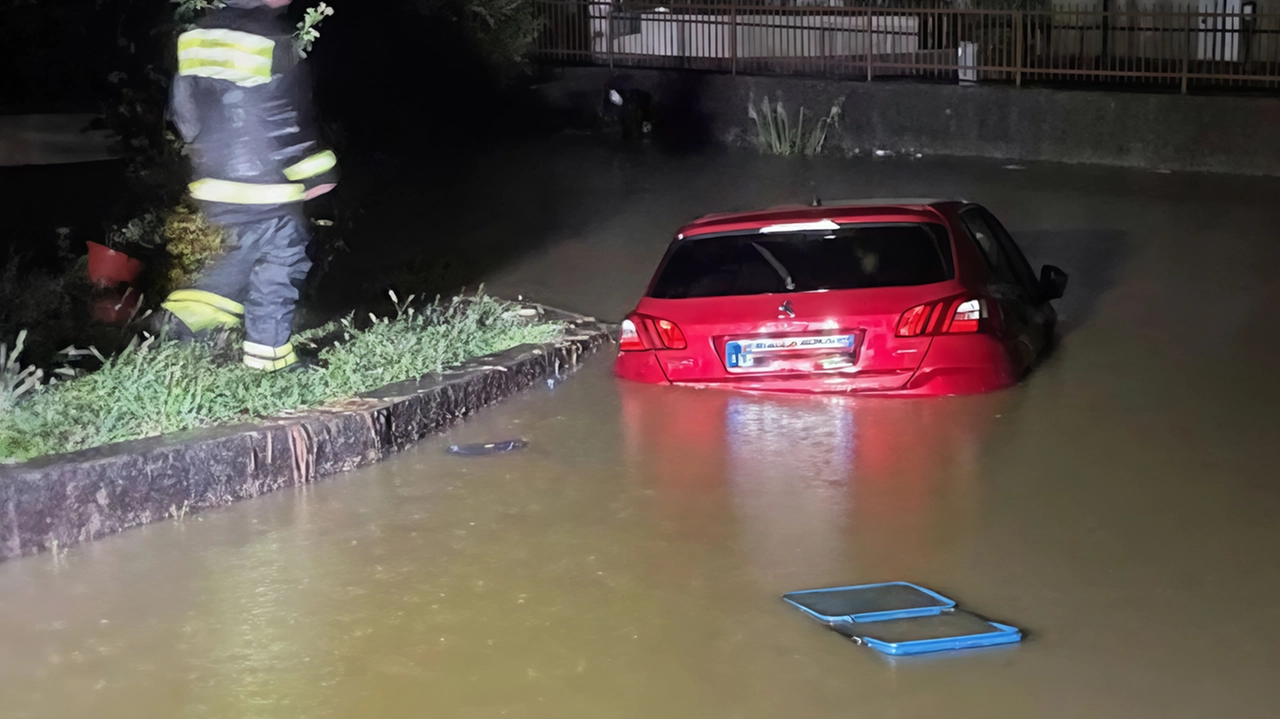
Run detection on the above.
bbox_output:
[539,66,1280,174]
[0,316,610,562]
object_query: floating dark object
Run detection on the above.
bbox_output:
[783,582,1022,656]
[446,439,528,456]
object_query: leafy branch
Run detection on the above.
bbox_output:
[295,2,335,58]
[172,0,222,29]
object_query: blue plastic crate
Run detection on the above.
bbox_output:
[783,581,955,623]
[830,610,1023,656]
[784,582,1023,656]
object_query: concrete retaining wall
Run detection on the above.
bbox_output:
[0,309,612,562]
[539,66,1280,175]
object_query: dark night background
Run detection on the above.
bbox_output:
[0,0,572,352]
[0,0,539,140]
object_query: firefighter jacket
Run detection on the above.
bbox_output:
[169,0,337,213]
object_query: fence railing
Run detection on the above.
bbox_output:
[533,1,1280,92]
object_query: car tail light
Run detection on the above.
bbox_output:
[895,303,935,337]
[619,319,646,352]
[619,314,688,351]
[895,297,990,337]
[942,298,986,334]
[652,318,687,350]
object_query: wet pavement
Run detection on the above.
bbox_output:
[4,141,1280,717]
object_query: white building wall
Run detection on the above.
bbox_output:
[592,11,919,60]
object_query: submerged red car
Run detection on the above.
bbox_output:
[615,199,1068,396]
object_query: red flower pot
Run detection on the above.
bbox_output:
[86,241,144,287]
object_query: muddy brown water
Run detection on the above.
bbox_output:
[4,143,1280,718]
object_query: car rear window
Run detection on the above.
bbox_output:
[648,223,954,299]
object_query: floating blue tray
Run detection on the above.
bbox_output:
[829,610,1022,656]
[784,582,1023,656]
[783,581,955,623]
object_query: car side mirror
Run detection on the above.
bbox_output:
[1039,265,1068,300]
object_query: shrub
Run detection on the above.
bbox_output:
[160,202,227,294]
[748,93,843,157]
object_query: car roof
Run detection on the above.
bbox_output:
[821,197,960,207]
[678,198,963,238]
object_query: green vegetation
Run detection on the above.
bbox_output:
[460,0,542,69]
[1,331,49,418]
[0,293,563,463]
[158,202,229,295]
[748,94,843,157]
[411,0,542,73]
[173,0,220,27]
[295,2,336,58]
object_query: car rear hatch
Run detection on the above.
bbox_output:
[631,221,959,393]
[638,289,943,392]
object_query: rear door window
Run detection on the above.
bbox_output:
[649,223,954,299]
[976,209,1040,297]
[959,210,1021,288]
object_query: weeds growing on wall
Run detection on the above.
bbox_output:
[0,292,563,462]
[748,94,843,157]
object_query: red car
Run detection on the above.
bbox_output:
[615,199,1067,396]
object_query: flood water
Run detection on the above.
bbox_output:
[4,142,1280,718]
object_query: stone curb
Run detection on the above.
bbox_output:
[0,306,613,562]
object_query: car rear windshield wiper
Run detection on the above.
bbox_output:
[751,242,796,291]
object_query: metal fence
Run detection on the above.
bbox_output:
[533,1,1280,92]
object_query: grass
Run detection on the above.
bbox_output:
[0,292,563,463]
[0,331,49,417]
[747,93,843,157]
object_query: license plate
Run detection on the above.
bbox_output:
[725,334,857,372]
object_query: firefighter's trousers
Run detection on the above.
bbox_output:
[162,206,311,371]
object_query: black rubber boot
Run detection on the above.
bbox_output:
[147,309,199,342]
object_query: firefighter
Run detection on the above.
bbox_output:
[159,0,337,372]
